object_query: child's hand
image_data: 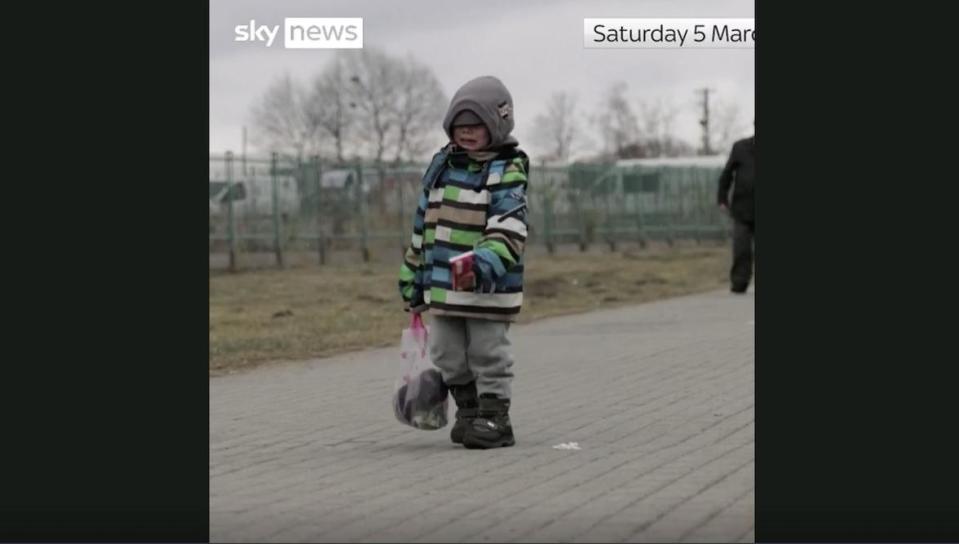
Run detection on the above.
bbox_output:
[408,303,429,314]
[456,270,476,291]
[405,288,427,313]
[472,259,496,293]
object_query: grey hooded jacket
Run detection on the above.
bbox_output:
[442,76,518,149]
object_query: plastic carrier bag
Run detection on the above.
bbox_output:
[392,313,450,430]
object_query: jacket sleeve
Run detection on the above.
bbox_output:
[398,185,429,307]
[718,141,740,206]
[474,156,529,282]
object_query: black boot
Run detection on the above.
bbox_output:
[463,394,515,449]
[449,381,478,444]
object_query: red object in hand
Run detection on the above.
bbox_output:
[449,251,476,291]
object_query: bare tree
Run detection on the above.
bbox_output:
[658,99,683,156]
[249,73,320,160]
[533,92,580,163]
[344,48,403,166]
[712,100,745,153]
[638,101,662,141]
[307,55,355,164]
[250,49,448,166]
[637,97,683,157]
[392,55,447,164]
[593,82,640,159]
[637,99,663,157]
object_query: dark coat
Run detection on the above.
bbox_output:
[718,136,755,222]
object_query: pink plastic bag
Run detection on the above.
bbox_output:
[392,313,450,430]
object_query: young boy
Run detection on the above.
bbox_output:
[398,75,530,449]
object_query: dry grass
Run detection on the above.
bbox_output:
[209,244,729,376]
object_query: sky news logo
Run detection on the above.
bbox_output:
[234,18,363,49]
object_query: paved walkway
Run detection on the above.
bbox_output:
[211,290,755,542]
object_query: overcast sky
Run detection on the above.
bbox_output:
[210,0,754,158]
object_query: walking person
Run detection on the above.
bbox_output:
[718,128,755,293]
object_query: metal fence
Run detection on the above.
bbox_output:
[209,153,730,271]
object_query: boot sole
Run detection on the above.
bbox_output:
[462,435,515,449]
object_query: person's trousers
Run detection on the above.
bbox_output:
[731,218,755,290]
[429,315,513,399]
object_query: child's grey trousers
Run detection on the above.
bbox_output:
[429,315,514,399]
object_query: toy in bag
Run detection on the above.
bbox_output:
[392,313,450,430]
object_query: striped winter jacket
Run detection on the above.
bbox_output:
[398,145,530,322]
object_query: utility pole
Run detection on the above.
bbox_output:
[697,88,714,156]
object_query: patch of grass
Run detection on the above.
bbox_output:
[209,245,729,375]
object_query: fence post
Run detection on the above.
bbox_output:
[271,152,284,268]
[605,174,616,252]
[635,191,648,249]
[543,190,555,255]
[679,171,699,246]
[314,156,326,265]
[575,182,588,252]
[663,172,675,247]
[395,166,406,255]
[357,161,370,262]
[694,173,704,244]
[225,151,237,273]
